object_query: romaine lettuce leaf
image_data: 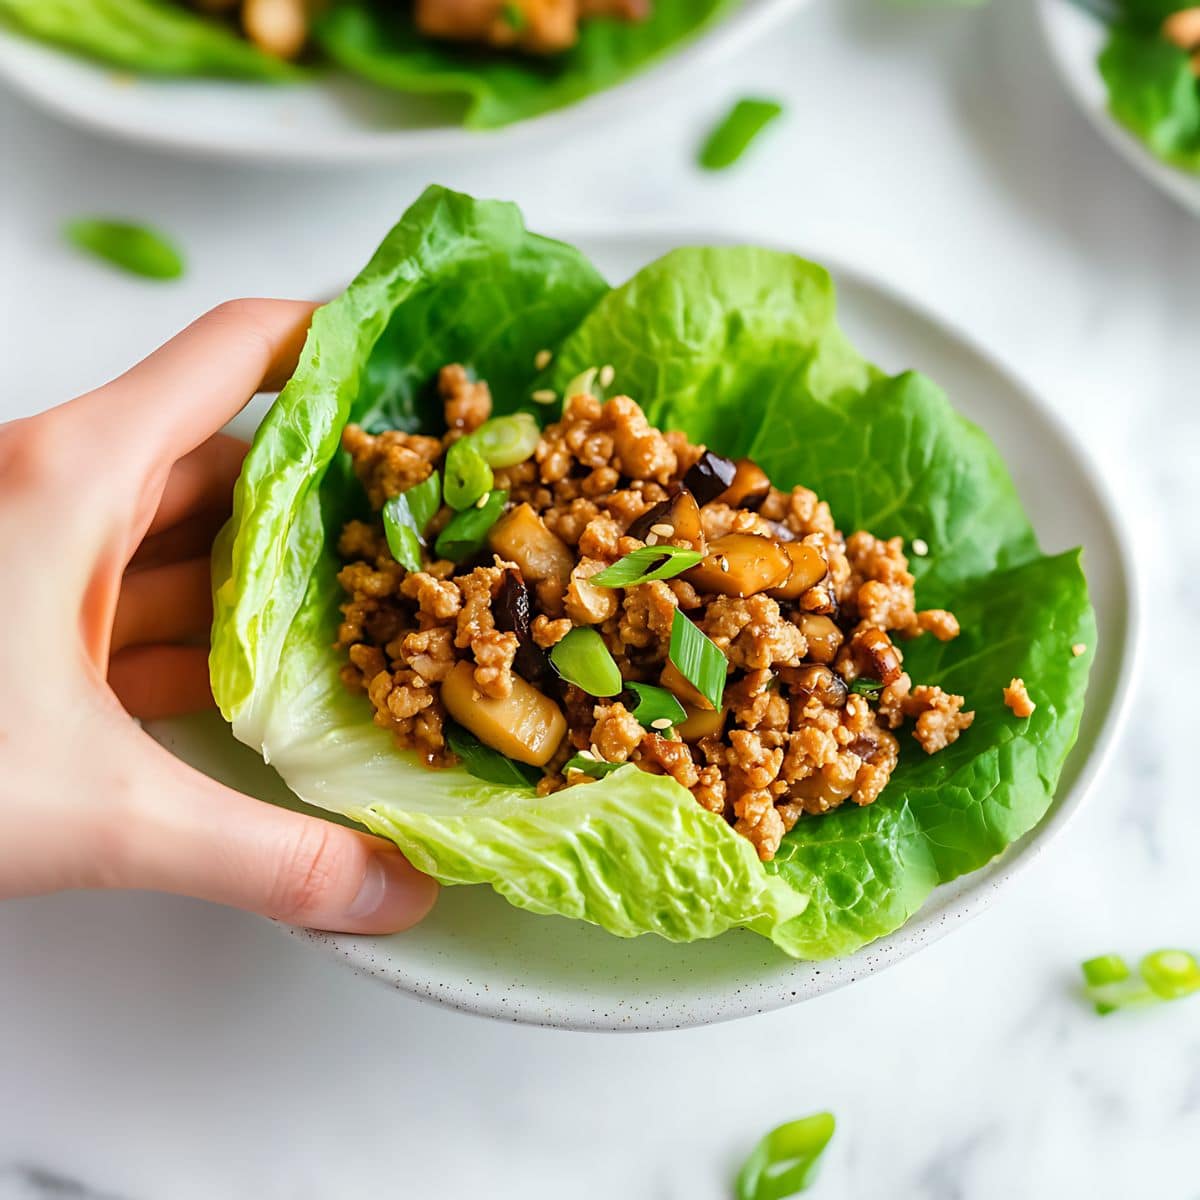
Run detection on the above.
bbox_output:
[211,185,1094,959]
[312,0,739,130]
[0,0,297,78]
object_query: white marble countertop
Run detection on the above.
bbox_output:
[2,1,1198,1197]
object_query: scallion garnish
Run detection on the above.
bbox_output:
[382,470,441,572]
[849,677,884,697]
[434,488,508,562]
[64,217,185,280]
[549,628,622,697]
[625,681,686,731]
[1081,947,1200,1015]
[591,545,705,589]
[563,754,625,779]
[468,412,541,468]
[443,438,494,510]
[668,610,726,711]
[735,1112,836,1200]
[699,98,784,173]
[446,722,540,788]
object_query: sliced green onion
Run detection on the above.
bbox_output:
[699,98,784,173]
[444,439,494,510]
[561,366,600,403]
[1081,954,1130,987]
[468,413,541,468]
[591,546,705,589]
[382,471,441,572]
[64,217,184,280]
[625,682,686,731]
[669,610,727,711]
[1140,949,1200,1000]
[1080,947,1200,1015]
[434,489,508,562]
[563,754,625,779]
[550,628,622,697]
[849,677,884,697]
[735,1112,835,1200]
[447,722,539,788]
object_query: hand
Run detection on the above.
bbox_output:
[0,300,438,933]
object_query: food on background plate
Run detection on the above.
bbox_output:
[211,186,1095,960]
[1090,0,1200,172]
[335,367,974,862]
[0,0,729,128]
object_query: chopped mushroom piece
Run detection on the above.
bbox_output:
[1003,677,1036,719]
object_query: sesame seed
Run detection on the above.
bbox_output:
[531,388,557,405]
[1071,643,1087,657]
[475,492,490,508]
[590,744,605,761]
[650,718,673,730]
[534,349,552,370]
[576,750,596,762]
[645,532,659,546]
[598,364,615,388]
[911,538,929,557]
[649,522,675,538]
[719,556,730,572]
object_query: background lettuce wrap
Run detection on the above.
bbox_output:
[0,0,737,128]
[211,186,1095,958]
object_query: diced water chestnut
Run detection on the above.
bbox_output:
[660,660,715,711]
[441,660,566,766]
[677,703,728,742]
[488,503,574,588]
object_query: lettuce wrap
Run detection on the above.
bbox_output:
[0,0,738,129]
[211,186,1095,959]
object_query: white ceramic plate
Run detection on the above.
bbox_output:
[150,228,1139,1032]
[1038,0,1200,215]
[0,0,808,165]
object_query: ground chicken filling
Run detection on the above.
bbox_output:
[189,0,650,61]
[335,364,975,861]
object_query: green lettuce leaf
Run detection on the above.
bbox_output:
[1100,24,1200,172]
[313,0,739,130]
[0,0,298,78]
[212,186,1094,959]
[550,249,1094,959]
[211,185,807,950]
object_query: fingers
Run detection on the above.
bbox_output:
[146,433,248,537]
[67,299,317,470]
[112,735,438,934]
[108,644,214,720]
[111,557,212,654]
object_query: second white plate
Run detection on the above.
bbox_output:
[1038,0,1200,215]
[0,0,808,165]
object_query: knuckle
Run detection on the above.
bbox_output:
[270,821,353,922]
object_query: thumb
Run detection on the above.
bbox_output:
[107,733,438,934]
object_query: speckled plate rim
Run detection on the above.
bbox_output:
[280,225,1142,1032]
[0,0,810,166]
[1037,0,1200,216]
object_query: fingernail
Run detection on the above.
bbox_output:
[347,851,438,930]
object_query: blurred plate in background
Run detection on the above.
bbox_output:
[0,0,809,165]
[1038,0,1200,215]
